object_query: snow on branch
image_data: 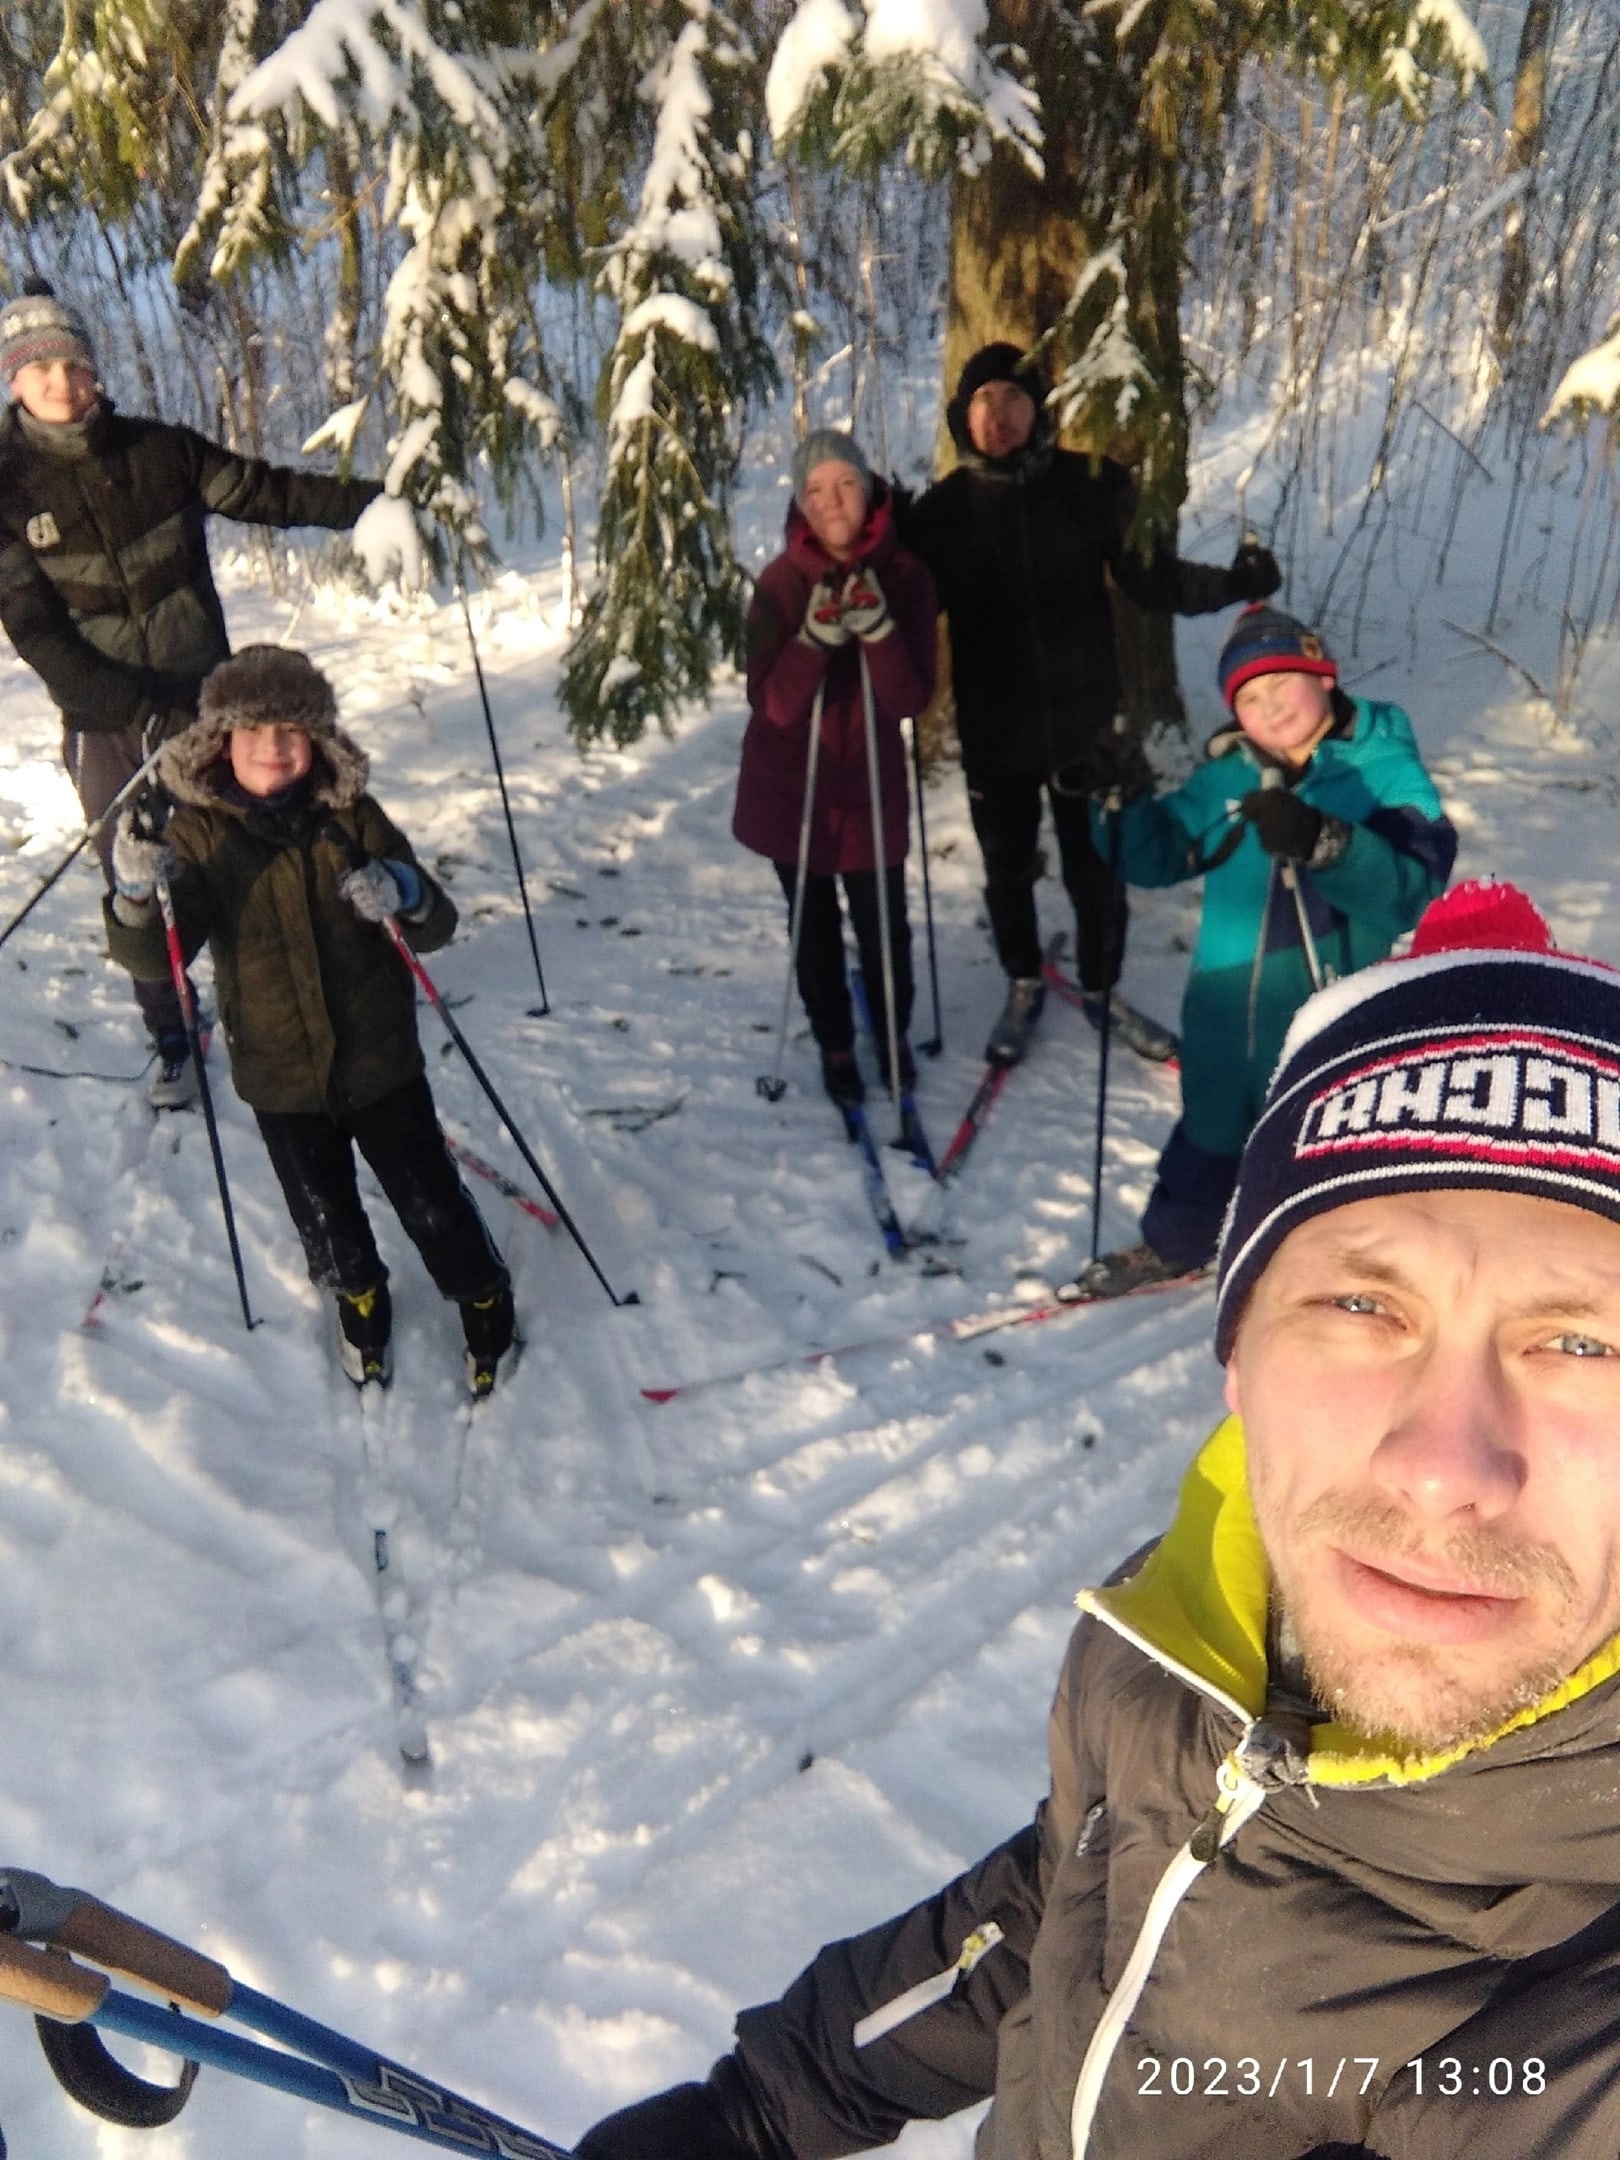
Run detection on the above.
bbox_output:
[1542,318,1620,429]
[766,0,1042,180]
[230,0,506,148]
[1047,247,1154,436]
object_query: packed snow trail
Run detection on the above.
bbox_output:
[0,529,1618,2159]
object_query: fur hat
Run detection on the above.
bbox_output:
[0,280,95,386]
[160,647,368,811]
[199,646,339,736]
[1217,604,1338,710]
[1214,880,1620,1357]
[791,428,873,506]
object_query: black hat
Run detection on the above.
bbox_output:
[946,342,1048,450]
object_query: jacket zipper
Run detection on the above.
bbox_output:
[1068,1755,1267,2160]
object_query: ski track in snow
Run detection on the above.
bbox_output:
[0,530,1616,2158]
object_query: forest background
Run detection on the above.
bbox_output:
[5,0,1620,759]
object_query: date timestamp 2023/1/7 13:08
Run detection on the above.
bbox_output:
[1136,2056,1548,2100]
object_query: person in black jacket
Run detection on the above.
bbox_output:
[0,279,382,1106]
[902,341,1281,1066]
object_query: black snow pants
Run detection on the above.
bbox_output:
[965,768,1127,994]
[67,722,186,1042]
[254,1073,508,1303]
[773,861,914,1063]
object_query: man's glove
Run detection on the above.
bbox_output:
[111,802,172,902]
[575,2081,759,2160]
[1227,538,1282,602]
[841,567,892,642]
[800,575,851,649]
[339,858,424,923]
[1239,786,1347,864]
[1057,731,1154,806]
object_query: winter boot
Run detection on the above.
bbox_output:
[1056,1242,1206,1304]
[1079,990,1179,1066]
[461,1281,518,1400]
[148,1029,200,1111]
[337,1281,394,1388]
[820,1048,865,1108]
[984,976,1045,1067]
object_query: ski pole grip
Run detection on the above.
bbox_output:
[52,1898,233,2017]
[0,1936,108,2023]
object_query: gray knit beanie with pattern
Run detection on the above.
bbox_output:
[0,280,96,385]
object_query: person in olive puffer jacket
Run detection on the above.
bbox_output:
[105,647,515,1399]
[0,279,381,1105]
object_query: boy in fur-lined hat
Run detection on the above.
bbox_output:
[104,645,516,1397]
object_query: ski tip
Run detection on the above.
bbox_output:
[641,1386,679,1404]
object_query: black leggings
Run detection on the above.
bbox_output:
[255,1073,507,1302]
[68,723,186,1044]
[773,861,914,1058]
[965,770,1127,993]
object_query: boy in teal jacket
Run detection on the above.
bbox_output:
[1074,605,1456,1295]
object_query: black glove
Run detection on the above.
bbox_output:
[144,668,204,715]
[575,2080,759,2160]
[1055,731,1153,805]
[1227,539,1281,602]
[1239,786,1345,863]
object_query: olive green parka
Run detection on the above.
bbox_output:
[105,716,453,1117]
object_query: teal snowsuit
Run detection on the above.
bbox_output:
[1095,695,1456,1263]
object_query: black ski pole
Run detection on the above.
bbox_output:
[325,828,633,1308]
[153,863,257,1331]
[0,744,167,958]
[757,684,825,1103]
[1089,752,1129,1265]
[455,557,550,1016]
[908,714,943,1056]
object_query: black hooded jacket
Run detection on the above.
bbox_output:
[902,416,1235,782]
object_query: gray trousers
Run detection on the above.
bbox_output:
[66,722,185,1044]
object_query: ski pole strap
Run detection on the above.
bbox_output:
[0,1935,107,2023]
[0,1868,233,2016]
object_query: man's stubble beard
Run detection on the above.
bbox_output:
[1263,1489,1605,1755]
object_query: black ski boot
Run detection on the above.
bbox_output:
[820,1048,865,1108]
[461,1281,518,1399]
[1057,1243,1206,1303]
[337,1281,394,1388]
[984,977,1045,1066]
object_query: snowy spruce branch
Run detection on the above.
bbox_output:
[766,0,1042,180]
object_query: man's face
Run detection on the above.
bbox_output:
[9,358,99,425]
[1226,1188,1620,1753]
[799,460,868,560]
[965,379,1037,460]
[1231,669,1334,768]
[228,723,314,797]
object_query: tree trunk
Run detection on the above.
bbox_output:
[940,0,1192,732]
[1495,0,1558,357]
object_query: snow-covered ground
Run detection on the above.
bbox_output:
[0,469,1617,2160]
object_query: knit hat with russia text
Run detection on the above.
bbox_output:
[1214,879,1620,1358]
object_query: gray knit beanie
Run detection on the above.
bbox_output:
[0,281,96,386]
[199,646,339,737]
[791,428,873,507]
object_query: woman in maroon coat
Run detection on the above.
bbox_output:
[734,430,937,1106]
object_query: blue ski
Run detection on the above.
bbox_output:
[849,966,937,1172]
[838,1098,910,1257]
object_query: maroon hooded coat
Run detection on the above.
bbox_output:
[733,485,937,875]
